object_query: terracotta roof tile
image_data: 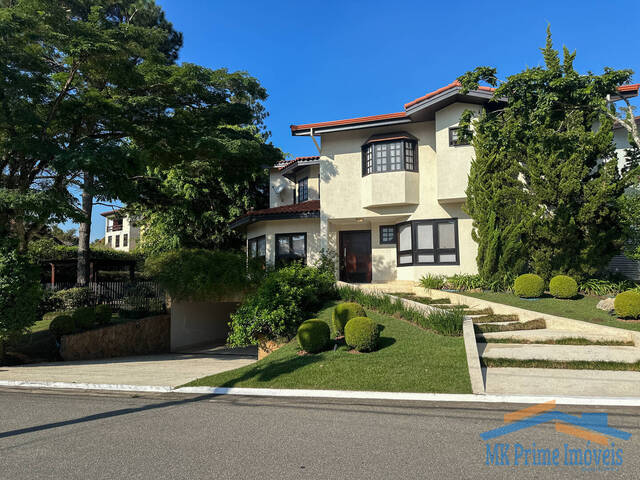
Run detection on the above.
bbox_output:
[290,112,407,133]
[245,200,320,217]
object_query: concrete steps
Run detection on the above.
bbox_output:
[478,342,640,363]
[484,367,640,396]
[477,328,633,343]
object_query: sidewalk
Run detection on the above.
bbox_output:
[0,348,256,387]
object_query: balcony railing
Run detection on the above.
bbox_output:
[107,225,123,232]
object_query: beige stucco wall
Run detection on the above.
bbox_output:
[170,301,239,351]
[614,127,633,172]
[269,164,320,207]
[435,102,482,203]
[318,115,478,280]
[247,218,321,267]
[104,215,140,252]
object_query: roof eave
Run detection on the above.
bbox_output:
[229,210,321,230]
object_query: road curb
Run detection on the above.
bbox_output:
[3,380,640,406]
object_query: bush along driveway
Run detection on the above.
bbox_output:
[183,301,472,394]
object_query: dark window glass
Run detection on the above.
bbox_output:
[362,139,418,176]
[449,127,470,146]
[107,236,112,246]
[248,235,266,263]
[123,234,128,247]
[297,177,308,202]
[275,233,307,266]
[115,235,120,248]
[379,226,396,244]
[396,219,459,266]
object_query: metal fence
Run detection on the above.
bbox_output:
[43,281,166,313]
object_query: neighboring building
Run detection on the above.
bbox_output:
[101,210,140,252]
[610,115,640,281]
[231,80,640,283]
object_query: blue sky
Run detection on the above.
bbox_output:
[74,0,640,240]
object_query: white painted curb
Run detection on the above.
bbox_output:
[3,380,640,407]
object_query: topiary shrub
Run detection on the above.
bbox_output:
[95,304,112,325]
[614,291,640,319]
[296,319,330,353]
[72,307,95,330]
[514,274,545,298]
[52,287,95,310]
[344,316,379,352]
[49,315,77,339]
[549,275,578,299]
[332,302,366,335]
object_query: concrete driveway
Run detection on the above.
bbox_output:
[0,347,256,387]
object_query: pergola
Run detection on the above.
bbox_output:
[43,257,137,284]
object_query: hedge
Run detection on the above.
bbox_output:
[514,274,545,298]
[145,249,252,302]
[344,317,379,352]
[332,302,366,335]
[614,291,640,319]
[549,275,578,299]
[296,319,330,353]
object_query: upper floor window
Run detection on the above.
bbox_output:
[362,133,418,176]
[297,177,308,202]
[449,127,471,146]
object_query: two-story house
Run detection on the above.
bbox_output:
[231,80,640,283]
[101,209,141,252]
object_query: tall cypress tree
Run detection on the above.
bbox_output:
[461,28,634,281]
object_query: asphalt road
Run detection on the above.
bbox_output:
[1,389,640,479]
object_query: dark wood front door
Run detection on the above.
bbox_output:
[340,230,372,283]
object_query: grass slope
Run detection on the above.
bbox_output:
[184,301,472,393]
[461,291,640,332]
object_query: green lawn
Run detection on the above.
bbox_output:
[184,301,472,393]
[460,291,640,332]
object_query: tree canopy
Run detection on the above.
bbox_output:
[458,28,638,281]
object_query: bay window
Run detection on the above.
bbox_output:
[362,133,418,176]
[395,219,459,266]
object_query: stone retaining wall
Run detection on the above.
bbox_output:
[60,315,170,361]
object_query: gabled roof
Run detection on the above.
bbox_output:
[404,80,496,109]
[229,200,320,229]
[290,80,640,136]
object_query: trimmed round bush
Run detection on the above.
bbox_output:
[95,304,112,325]
[332,302,366,335]
[344,316,379,352]
[614,291,640,319]
[514,274,545,298]
[549,275,578,299]
[72,307,96,330]
[297,319,330,353]
[49,315,77,339]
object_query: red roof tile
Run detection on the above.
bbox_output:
[404,80,496,109]
[246,200,320,217]
[290,112,407,133]
[618,84,640,93]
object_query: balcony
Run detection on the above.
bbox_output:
[107,224,123,232]
[361,170,419,209]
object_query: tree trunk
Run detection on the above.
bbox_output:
[77,171,93,285]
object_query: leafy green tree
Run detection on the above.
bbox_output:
[1,0,279,280]
[0,239,42,361]
[459,28,634,281]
